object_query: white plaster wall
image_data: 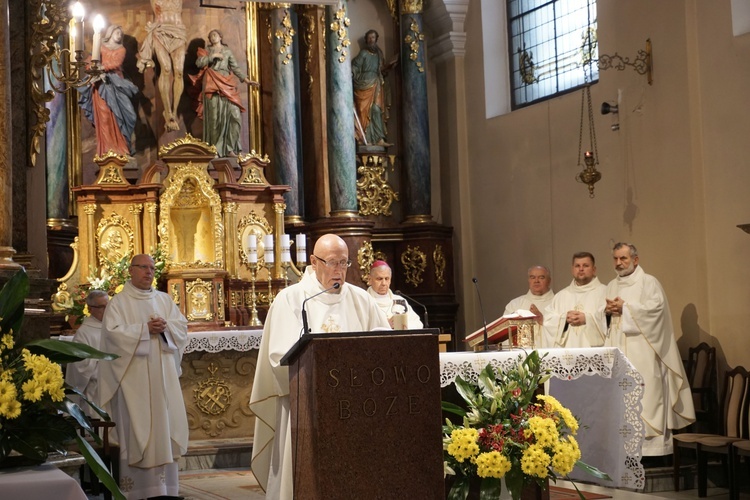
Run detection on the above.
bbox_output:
[458,0,750,370]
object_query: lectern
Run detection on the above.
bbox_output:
[281,329,444,499]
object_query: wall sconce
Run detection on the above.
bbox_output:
[598,39,653,85]
[601,101,619,131]
[44,2,105,92]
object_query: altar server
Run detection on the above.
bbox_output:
[98,254,189,499]
[543,252,607,348]
[249,234,389,498]
[605,242,695,456]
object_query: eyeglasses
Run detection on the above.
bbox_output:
[130,264,156,272]
[313,255,352,269]
[89,304,107,309]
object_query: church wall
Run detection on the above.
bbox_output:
[459,0,750,369]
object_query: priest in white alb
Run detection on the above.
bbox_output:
[605,242,695,456]
[503,265,554,346]
[366,260,423,329]
[98,254,189,499]
[543,252,607,348]
[65,289,109,418]
[249,234,390,498]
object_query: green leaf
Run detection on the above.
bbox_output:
[574,460,612,481]
[0,269,29,340]
[479,477,502,500]
[24,339,119,363]
[447,475,470,500]
[74,434,126,500]
[442,400,468,417]
[454,375,479,407]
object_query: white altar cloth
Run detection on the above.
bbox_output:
[440,347,645,490]
[0,464,87,499]
[184,329,263,353]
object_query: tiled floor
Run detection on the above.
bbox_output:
[84,472,738,499]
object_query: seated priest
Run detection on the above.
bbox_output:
[249,234,390,498]
[366,260,423,329]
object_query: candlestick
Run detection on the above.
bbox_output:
[248,263,262,327]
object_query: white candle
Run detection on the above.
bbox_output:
[264,235,274,264]
[247,234,257,251]
[296,234,307,263]
[248,249,258,264]
[91,15,105,62]
[71,2,85,53]
[281,234,290,248]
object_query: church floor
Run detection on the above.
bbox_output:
[83,473,739,499]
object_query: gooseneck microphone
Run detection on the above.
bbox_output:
[394,290,430,328]
[472,277,490,350]
[301,282,341,335]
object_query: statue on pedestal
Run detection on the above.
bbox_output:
[78,25,138,157]
[190,30,258,157]
[352,30,396,147]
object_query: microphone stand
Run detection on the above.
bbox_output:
[301,282,341,335]
[472,277,499,351]
[394,290,429,328]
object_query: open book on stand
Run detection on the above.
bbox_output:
[465,310,538,348]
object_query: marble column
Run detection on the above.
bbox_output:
[400,1,432,223]
[0,0,19,268]
[325,0,357,217]
[271,5,301,222]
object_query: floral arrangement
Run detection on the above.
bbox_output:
[0,269,124,499]
[60,247,169,322]
[443,350,609,500]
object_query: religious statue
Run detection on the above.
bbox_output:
[137,0,187,132]
[78,25,138,157]
[190,30,258,157]
[352,30,396,146]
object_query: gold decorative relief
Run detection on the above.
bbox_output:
[357,241,374,283]
[94,152,130,185]
[275,8,296,66]
[158,162,224,269]
[186,278,214,322]
[356,155,398,216]
[329,6,351,64]
[158,133,216,157]
[386,0,398,21]
[171,283,181,305]
[217,282,225,321]
[433,244,446,288]
[193,363,231,416]
[401,245,427,288]
[300,8,316,95]
[29,0,68,167]
[237,210,274,266]
[404,18,425,73]
[237,151,271,185]
[401,0,423,14]
[96,212,135,268]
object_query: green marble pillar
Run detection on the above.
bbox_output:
[271,6,301,218]
[326,1,357,216]
[400,2,432,223]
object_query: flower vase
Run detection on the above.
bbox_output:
[445,478,549,500]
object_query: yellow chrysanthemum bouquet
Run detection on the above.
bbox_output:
[443,351,609,500]
[0,269,124,499]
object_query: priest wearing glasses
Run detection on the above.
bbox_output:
[249,234,389,498]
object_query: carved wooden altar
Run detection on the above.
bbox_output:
[69,135,290,328]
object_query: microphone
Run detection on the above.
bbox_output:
[472,277,490,350]
[301,282,341,335]
[394,290,429,328]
